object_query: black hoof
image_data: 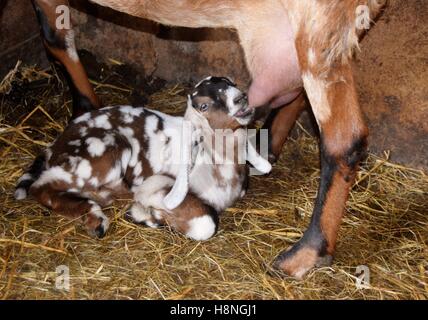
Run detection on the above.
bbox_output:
[94,224,106,238]
[124,210,134,222]
[268,153,278,164]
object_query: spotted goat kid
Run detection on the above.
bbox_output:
[15,77,272,239]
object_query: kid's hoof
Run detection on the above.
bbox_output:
[126,203,161,228]
[94,223,107,238]
[268,153,278,164]
[85,203,109,238]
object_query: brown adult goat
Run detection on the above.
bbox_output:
[28,0,384,278]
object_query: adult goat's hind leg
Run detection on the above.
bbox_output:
[262,93,307,163]
[31,0,100,118]
[273,42,368,278]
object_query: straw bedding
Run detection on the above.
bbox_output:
[0,60,427,299]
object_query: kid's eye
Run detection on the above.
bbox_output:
[200,103,209,112]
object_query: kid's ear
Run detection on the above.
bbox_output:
[163,120,193,210]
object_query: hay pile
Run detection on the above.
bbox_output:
[0,61,427,300]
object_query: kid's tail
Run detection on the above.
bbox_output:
[14,154,46,200]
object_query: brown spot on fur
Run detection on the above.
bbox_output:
[165,192,215,234]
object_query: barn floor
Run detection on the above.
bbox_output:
[0,60,427,300]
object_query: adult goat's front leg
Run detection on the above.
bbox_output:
[274,58,368,278]
[31,0,100,118]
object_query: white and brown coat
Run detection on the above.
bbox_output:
[16,77,271,240]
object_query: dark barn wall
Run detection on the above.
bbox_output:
[69,2,250,86]
[354,0,428,169]
[0,0,49,74]
[0,0,427,169]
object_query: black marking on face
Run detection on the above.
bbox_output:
[191,77,237,113]
[196,76,236,88]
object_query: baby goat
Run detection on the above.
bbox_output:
[15,77,271,239]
